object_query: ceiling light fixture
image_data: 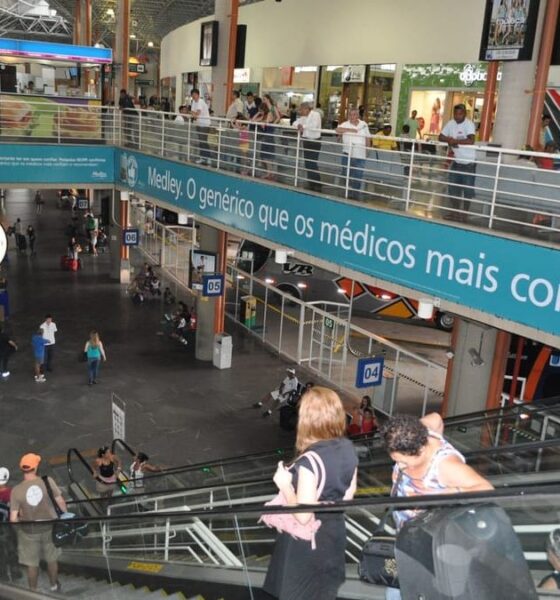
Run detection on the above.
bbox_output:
[130,34,136,39]
[147,41,154,48]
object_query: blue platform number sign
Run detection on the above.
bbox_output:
[202,274,224,297]
[123,228,139,246]
[356,356,384,389]
[77,197,89,210]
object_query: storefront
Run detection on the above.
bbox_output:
[397,63,499,139]
[160,76,177,112]
[260,66,317,116]
[0,39,111,139]
[317,64,396,129]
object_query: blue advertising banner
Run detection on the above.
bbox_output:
[116,149,560,338]
[0,144,114,184]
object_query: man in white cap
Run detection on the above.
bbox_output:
[10,453,67,593]
[254,368,300,417]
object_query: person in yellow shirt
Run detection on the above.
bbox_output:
[373,124,398,151]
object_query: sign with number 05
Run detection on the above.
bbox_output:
[202,274,224,297]
[356,356,384,388]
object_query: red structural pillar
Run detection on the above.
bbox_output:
[479,61,499,142]
[74,0,82,45]
[120,0,131,94]
[527,0,560,148]
[485,330,511,410]
[225,0,239,113]
[214,230,228,334]
[120,191,129,261]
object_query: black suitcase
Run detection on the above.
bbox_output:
[279,404,298,431]
[395,503,537,600]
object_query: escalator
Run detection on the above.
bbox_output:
[1,483,560,599]
[57,398,560,506]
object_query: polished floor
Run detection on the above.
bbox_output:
[0,189,300,478]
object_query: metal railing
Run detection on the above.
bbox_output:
[129,213,445,416]
[1,98,559,244]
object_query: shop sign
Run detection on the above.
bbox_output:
[459,63,503,87]
[342,65,366,83]
[234,68,251,83]
[136,79,154,86]
[116,148,560,339]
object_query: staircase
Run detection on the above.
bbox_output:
[12,574,222,600]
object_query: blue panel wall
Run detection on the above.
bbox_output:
[0,145,114,184]
[117,149,560,338]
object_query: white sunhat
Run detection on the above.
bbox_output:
[0,467,9,485]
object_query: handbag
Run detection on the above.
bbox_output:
[259,450,326,550]
[358,470,403,588]
[42,476,89,548]
[79,351,87,363]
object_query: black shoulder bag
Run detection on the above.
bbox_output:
[358,471,402,588]
[42,476,89,547]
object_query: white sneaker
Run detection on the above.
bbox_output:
[1,372,9,378]
[38,375,46,382]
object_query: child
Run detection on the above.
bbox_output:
[31,328,47,382]
[234,116,251,175]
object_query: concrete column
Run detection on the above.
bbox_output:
[195,224,220,361]
[492,0,546,149]
[119,191,130,283]
[444,319,499,416]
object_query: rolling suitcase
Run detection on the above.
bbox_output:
[279,404,298,431]
[395,503,537,600]
[69,258,79,272]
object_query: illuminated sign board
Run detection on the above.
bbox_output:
[0,38,112,64]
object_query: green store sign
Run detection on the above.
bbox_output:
[397,63,495,131]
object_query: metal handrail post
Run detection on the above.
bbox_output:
[294,129,301,186]
[138,111,142,150]
[251,127,258,177]
[344,146,352,199]
[217,127,222,170]
[57,106,61,144]
[161,113,165,156]
[296,302,305,364]
[405,141,416,212]
[488,151,502,229]
[187,118,192,162]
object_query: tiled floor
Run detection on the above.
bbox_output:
[0,189,299,478]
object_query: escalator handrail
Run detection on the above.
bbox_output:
[442,398,560,424]
[66,447,105,516]
[102,403,557,485]
[6,481,560,526]
[111,438,136,458]
[62,436,560,510]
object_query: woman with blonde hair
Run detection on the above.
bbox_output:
[263,386,358,600]
[84,329,106,386]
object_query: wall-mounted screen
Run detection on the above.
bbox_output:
[200,21,219,67]
[190,249,217,289]
[479,0,540,61]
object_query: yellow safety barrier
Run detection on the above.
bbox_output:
[355,486,391,496]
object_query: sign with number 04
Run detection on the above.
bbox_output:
[356,356,385,388]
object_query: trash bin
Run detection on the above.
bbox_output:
[240,295,257,329]
[213,333,232,370]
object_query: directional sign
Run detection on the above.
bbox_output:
[202,274,224,297]
[123,228,139,246]
[356,356,384,388]
[77,197,89,210]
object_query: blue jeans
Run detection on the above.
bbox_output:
[340,154,365,200]
[88,358,100,383]
[385,587,401,600]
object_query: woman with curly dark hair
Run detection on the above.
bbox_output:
[380,413,493,600]
[381,413,492,529]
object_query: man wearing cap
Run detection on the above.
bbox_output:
[10,453,67,593]
[254,368,300,417]
[439,103,476,221]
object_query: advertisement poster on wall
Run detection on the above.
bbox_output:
[0,94,102,140]
[479,0,541,61]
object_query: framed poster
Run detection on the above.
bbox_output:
[189,249,217,289]
[200,21,219,67]
[479,0,540,61]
